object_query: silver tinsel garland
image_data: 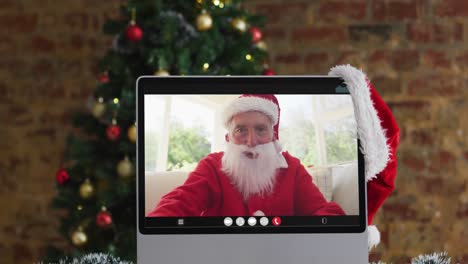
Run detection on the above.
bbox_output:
[43,251,451,264]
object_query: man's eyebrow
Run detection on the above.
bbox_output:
[234,124,246,129]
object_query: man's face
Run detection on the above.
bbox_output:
[229,111,274,156]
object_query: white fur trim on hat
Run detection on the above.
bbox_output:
[329,64,390,181]
[367,225,381,250]
[223,96,279,128]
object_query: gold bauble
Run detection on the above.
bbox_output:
[79,179,94,199]
[154,69,170,76]
[231,18,247,32]
[117,156,134,179]
[71,228,87,246]
[256,41,267,51]
[92,101,106,118]
[196,11,213,31]
[127,124,137,143]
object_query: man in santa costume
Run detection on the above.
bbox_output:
[148,65,400,249]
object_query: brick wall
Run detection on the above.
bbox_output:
[242,0,468,262]
[1,0,467,263]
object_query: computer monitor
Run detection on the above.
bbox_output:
[136,76,368,264]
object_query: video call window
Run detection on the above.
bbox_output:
[144,94,359,219]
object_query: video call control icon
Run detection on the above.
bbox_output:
[224,217,233,227]
[259,217,269,226]
[235,217,245,226]
[272,217,281,226]
[247,217,257,226]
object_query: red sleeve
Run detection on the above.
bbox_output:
[147,158,219,217]
[366,81,401,224]
[294,163,346,216]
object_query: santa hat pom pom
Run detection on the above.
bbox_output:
[368,225,381,250]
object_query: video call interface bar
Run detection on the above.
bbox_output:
[145,216,360,228]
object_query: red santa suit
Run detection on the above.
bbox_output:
[148,151,345,217]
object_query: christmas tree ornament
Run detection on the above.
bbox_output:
[127,123,137,143]
[262,68,275,75]
[107,119,121,141]
[154,69,170,76]
[71,227,87,246]
[56,168,70,185]
[96,207,113,228]
[231,18,247,32]
[91,97,106,119]
[125,24,143,42]
[125,9,143,42]
[245,54,253,61]
[117,156,134,179]
[97,72,109,83]
[196,10,213,31]
[79,179,94,199]
[255,41,267,51]
[249,27,262,43]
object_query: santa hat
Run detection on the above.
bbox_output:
[222,94,281,140]
[329,65,400,250]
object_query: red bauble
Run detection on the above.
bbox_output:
[262,69,275,75]
[250,27,262,43]
[106,124,121,141]
[125,24,143,42]
[56,168,70,185]
[96,210,113,228]
[97,73,109,83]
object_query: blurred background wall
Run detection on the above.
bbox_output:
[0,0,467,263]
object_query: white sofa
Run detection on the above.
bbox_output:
[145,162,359,216]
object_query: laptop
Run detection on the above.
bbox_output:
[136,76,368,264]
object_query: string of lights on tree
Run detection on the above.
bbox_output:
[49,0,274,261]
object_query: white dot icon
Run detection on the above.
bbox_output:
[224,217,233,227]
[248,217,257,226]
[259,217,269,226]
[235,217,245,226]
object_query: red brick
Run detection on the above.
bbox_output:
[63,12,100,31]
[253,3,307,24]
[0,0,15,9]
[0,36,14,54]
[455,50,468,67]
[372,0,422,21]
[274,53,301,64]
[0,14,38,33]
[70,34,85,50]
[407,22,463,43]
[262,28,286,40]
[387,101,432,123]
[334,50,363,66]
[292,26,347,43]
[415,175,444,193]
[392,50,420,71]
[304,52,329,64]
[368,50,390,64]
[382,197,419,220]
[410,129,435,145]
[318,0,367,21]
[31,35,55,53]
[429,150,455,172]
[407,74,460,96]
[13,242,33,262]
[31,60,54,76]
[422,49,451,69]
[435,0,468,17]
[371,76,402,96]
[402,154,426,171]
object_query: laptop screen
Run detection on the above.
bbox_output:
[137,76,366,235]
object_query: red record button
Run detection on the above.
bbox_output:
[272,217,281,226]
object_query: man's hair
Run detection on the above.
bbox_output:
[226,111,275,140]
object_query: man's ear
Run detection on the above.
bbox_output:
[225,133,230,142]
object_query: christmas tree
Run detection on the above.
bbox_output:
[46,0,271,262]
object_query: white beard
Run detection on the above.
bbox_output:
[221,141,285,200]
